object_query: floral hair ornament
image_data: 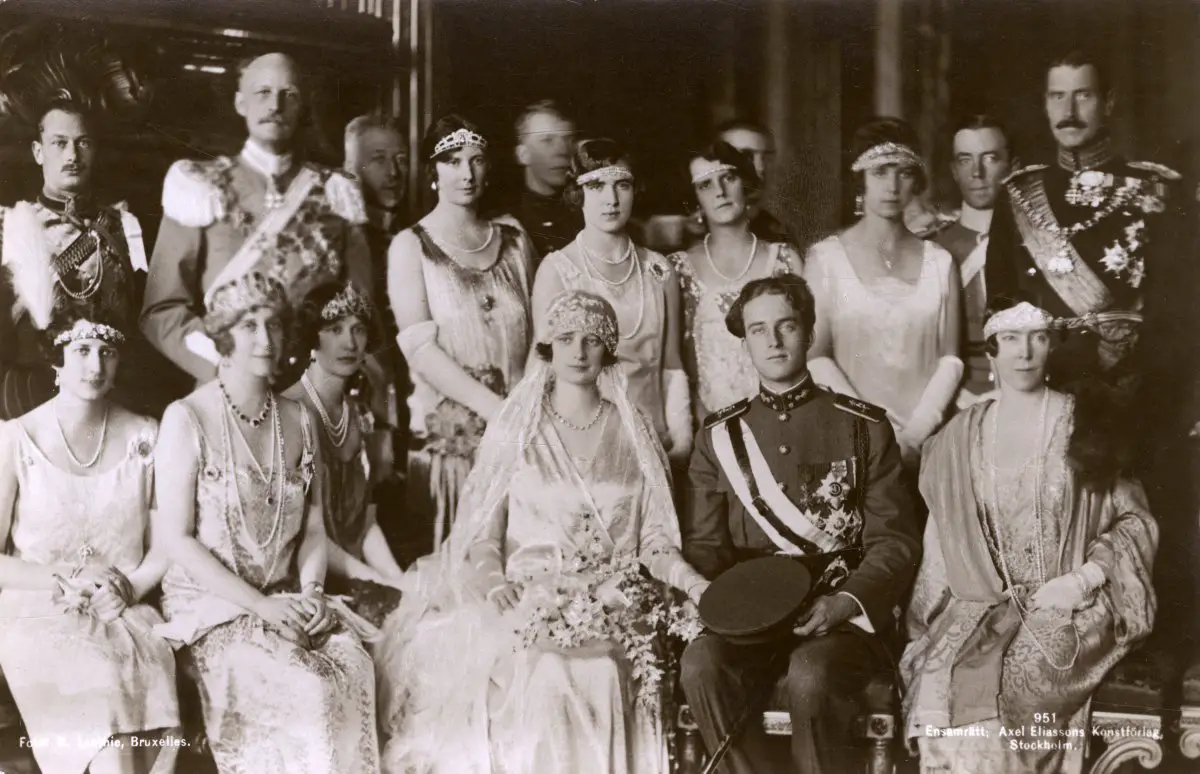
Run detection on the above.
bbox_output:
[575,165,635,187]
[431,127,488,158]
[982,302,1058,340]
[542,290,619,355]
[321,283,373,322]
[850,141,926,174]
[204,271,288,330]
[53,319,126,348]
[691,159,739,185]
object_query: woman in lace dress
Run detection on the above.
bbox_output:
[901,303,1157,774]
[668,141,800,418]
[0,314,179,774]
[803,118,962,466]
[377,290,710,774]
[531,139,693,465]
[155,271,380,773]
[388,114,536,552]
[283,280,404,625]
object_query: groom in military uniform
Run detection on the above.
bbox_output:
[679,274,920,774]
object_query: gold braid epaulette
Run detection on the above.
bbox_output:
[703,398,751,430]
[830,393,886,423]
[1001,164,1048,187]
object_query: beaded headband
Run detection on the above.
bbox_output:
[542,290,619,354]
[53,319,125,348]
[205,271,288,323]
[431,128,488,159]
[850,141,925,173]
[691,160,739,185]
[983,302,1057,339]
[575,165,635,187]
[320,283,373,322]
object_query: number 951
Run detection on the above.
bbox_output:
[1033,713,1057,723]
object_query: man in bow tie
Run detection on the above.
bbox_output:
[141,52,374,386]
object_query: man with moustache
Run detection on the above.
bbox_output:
[0,82,151,419]
[679,274,919,774]
[141,52,373,387]
[933,114,1013,406]
[509,99,581,259]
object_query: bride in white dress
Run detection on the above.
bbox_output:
[377,290,710,774]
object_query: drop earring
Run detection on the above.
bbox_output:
[53,369,60,386]
[854,194,864,217]
[431,181,438,191]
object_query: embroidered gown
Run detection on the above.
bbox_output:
[156,393,380,773]
[399,216,534,547]
[377,409,706,774]
[541,244,674,441]
[901,398,1157,774]
[804,235,956,427]
[669,242,798,417]
[0,418,178,774]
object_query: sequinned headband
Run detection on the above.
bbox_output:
[575,165,635,187]
[432,128,488,158]
[983,302,1057,339]
[54,319,126,347]
[850,141,925,173]
[691,160,739,185]
[542,290,619,354]
[321,284,372,322]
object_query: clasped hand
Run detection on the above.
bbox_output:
[253,589,336,646]
[1027,573,1088,612]
[69,566,134,623]
[792,593,858,638]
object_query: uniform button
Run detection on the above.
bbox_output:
[779,444,790,455]
[780,483,789,493]
[778,413,789,422]
[542,221,554,227]
[1026,267,1038,276]
[988,372,995,383]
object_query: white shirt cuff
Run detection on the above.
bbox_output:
[837,591,875,634]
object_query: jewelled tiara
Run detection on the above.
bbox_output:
[850,141,925,173]
[321,283,373,322]
[542,290,618,354]
[691,160,738,185]
[432,128,488,158]
[53,319,126,347]
[205,271,288,321]
[982,302,1057,339]
[575,165,634,186]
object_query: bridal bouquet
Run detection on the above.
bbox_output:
[515,518,703,712]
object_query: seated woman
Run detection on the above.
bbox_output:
[283,280,404,625]
[667,140,800,419]
[531,139,693,465]
[154,271,380,772]
[0,314,180,774]
[901,302,1158,774]
[377,290,710,774]
[803,117,961,467]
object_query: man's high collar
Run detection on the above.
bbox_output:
[958,202,993,235]
[1056,135,1114,173]
[241,138,294,178]
[366,204,401,236]
[38,189,98,219]
[758,373,817,413]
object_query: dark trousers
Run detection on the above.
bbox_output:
[680,628,887,774]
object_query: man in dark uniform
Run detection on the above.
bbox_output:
[679,274,921,774]
[509,100,581,260]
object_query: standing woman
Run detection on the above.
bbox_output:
[668,141,801,419]
[532,139,692,464]
[387,114,536,551]
[803,117,962,466]
[283,280,404,624]
[154,270,380,772]
[0,314,180,774]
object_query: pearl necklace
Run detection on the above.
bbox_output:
[54,402,108,469]
[579,236,636,281]
[221,395,287,551]
[579,243,646,341]
[703,233,758,283]
[545,398,605,432]
[301,372,350,447]
[437,223,495,254]
[986,391,1080,671]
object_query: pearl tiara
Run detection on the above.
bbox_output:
[320,283,373,322]
[850,141,925,173]
[983,302,1057,339]
[53,319,126,347]
[432,128,488,158]
[205,271,288,321]
[575,165,634,186]
[691,160,738,185]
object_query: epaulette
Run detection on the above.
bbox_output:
[703,398,751,430]
[831,393,886,423]
[161,158,235,229]
[313,165,368,225]
[913,211,957,240]
[1002,164,1048,187]
[1126,161,1182,182]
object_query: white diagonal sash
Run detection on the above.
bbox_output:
[711,419,844,554]
[960,235,988,288]
[203,166,320,304]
